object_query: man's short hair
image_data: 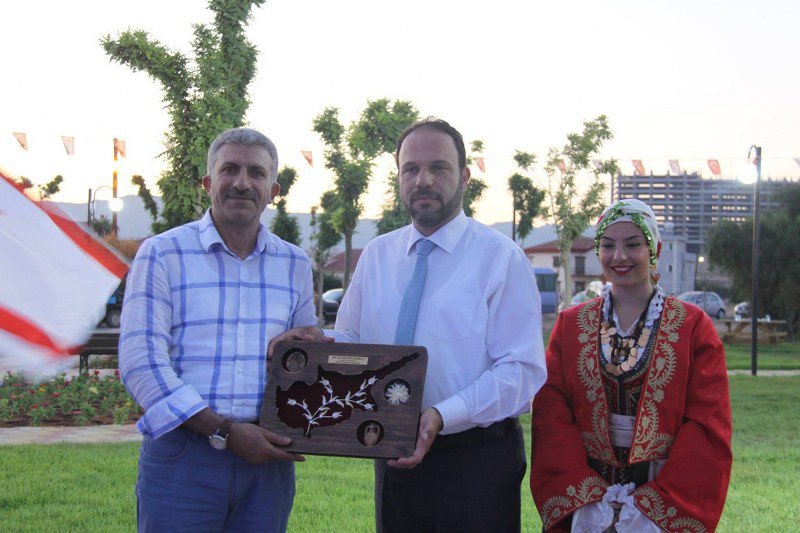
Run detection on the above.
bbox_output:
[206,127,279,183]
[395,117,467,172]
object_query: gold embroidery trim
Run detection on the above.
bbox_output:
[629,297,686,463]
[541,475,607,530]
[635,485,708,533]
[576,300,619,465]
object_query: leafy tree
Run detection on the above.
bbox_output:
[309,195,342,324]
[376,171,409,236]
[709,185,800,338]
[92,215,113,237]
[313,99,418,289]
[131,175,159,221]
[269,166,301,245]
[542,115,618,303]
[463,140,488,217]
[38,175,63,199]
[508,151,545,244]
[102,0,265,233]
[12,177,33,191]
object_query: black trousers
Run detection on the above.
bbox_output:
[378,419,526,533]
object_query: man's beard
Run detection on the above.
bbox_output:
[404,180,465,228]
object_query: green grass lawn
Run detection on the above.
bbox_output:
[724,341,800,370]
[1,376,798,532]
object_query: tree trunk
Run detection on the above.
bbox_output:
[316,257,326,326]
[343,232,353,291]
[561,241,574,305]
[512,197,517,243]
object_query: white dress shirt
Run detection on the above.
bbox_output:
[332,211,547,434]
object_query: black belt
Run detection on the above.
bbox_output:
[430,418,520,453]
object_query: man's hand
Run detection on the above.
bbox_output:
[267,326,334,359]
[387,407,443,469]
[227,422,305,464]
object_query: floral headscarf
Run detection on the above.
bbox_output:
[594,199,661,267]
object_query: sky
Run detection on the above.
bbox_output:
[1,0,798,225]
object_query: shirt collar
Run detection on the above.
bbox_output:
[404,211,468,255]
[198,209,275,256]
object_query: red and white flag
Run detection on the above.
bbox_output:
[669,160,681,175]
[474,156,485,173]
[0,174,128,373]
[632,160,645,176]
[12,132,28,151]
[556,159,567,175]
[708,159,721,176]
[794,157,800,169]
[301,150,313,167]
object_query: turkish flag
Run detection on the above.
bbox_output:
[632,160,645,176]
[708,159,721,176]
[0,174,128,373]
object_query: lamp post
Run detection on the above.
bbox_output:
[88,186,123,234]
[112,138,120,237]
[697,255,706,310]
[742,145,762,376]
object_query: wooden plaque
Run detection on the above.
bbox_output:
[259,340,428,459]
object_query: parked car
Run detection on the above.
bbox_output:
[322,288,344,323]
[677,291,726,319]
[558,280,608,311]
[101,278,126,328]
[534,268,558,314]
[734,301,750,320]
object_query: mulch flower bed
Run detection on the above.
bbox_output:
[0,370,142,428]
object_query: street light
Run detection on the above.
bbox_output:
[87,186,123,235]
[697,255,706,311]
[739,145,762,376]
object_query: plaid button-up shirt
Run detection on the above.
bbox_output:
[120,211,316,438]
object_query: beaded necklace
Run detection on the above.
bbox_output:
[601,289,657,376]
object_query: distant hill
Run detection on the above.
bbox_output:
[54,195,576,253]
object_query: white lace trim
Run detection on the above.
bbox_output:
[600,286,664,365]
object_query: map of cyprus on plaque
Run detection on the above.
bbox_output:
[260,341,428,459]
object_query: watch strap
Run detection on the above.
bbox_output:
[215,418,234,440]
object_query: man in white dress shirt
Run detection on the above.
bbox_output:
[275,117,547,531]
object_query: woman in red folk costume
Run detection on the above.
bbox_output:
[531,199,732,532]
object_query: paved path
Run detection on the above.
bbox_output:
[1,365,797,446]
[728,369,800,376]
[0,424,141,446]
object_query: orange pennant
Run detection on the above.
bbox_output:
[12,132,28,151]
[114,138,126,158]
[61,136,75,156]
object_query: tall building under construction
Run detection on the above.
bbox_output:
[614,172,794,254]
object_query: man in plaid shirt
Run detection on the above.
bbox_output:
[120,128,326,532]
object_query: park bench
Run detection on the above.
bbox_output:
[77,329,120,374]
[719,319,788,344]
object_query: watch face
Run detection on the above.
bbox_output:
[209,434,227,450]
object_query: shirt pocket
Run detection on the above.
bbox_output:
[426,289,486,341]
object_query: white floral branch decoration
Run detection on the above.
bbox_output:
[287,376,377,437]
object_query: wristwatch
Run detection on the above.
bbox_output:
[209,418,234,450]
